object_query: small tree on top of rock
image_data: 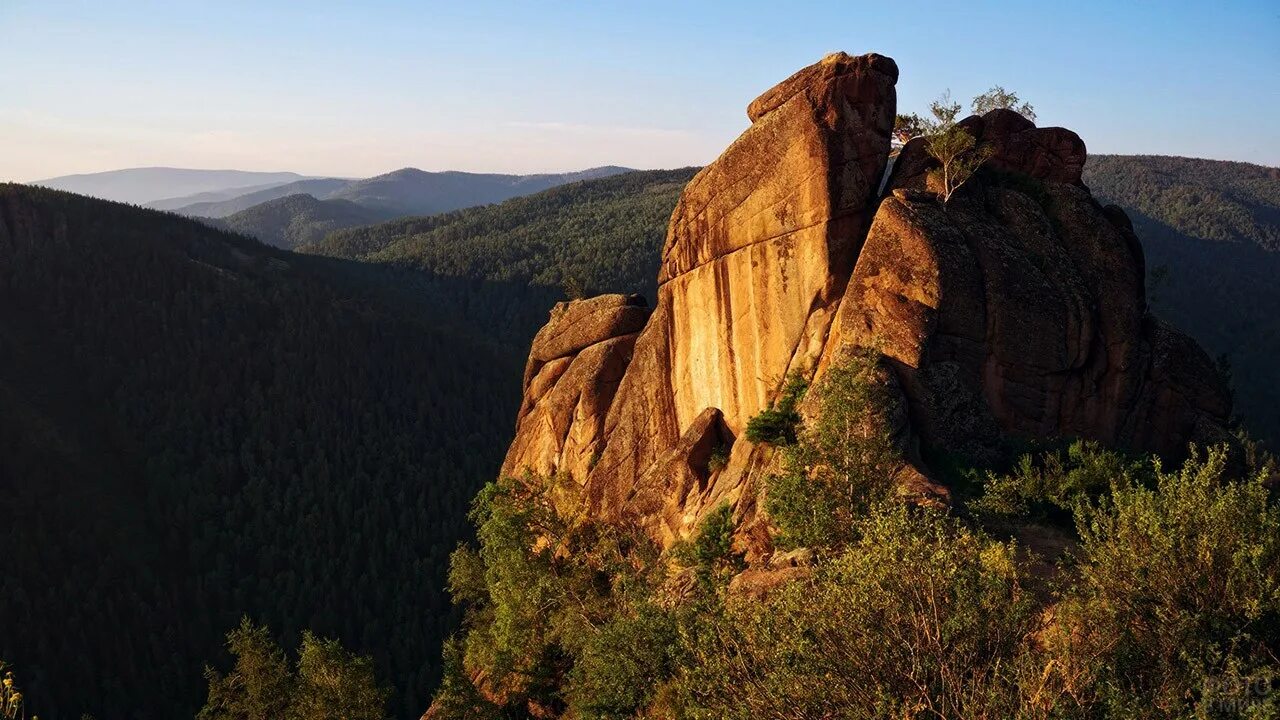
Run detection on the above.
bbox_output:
[971,85,1036,122]
[922,91,994,202]
[892,113,924,147]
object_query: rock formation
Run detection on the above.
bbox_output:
[500,293,649,482]
[499,52,1232,558]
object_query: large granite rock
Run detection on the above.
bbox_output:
[495,54,1231,559]
[824,112,1230,461]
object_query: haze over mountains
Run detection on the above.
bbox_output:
[32,164,637,250]
[31,168,316,206]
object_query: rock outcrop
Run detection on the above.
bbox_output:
[500,293,649,482]
[498,51,1232,557]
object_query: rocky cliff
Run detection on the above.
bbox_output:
[500,51,1232,559]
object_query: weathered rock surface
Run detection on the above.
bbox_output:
[585,51,899,526]
[497,55,1231,560]
[500,294,649,482]
[828,110,1229,460]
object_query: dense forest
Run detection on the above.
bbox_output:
[1084,155,1280,446]
[302,168,699,301]
[0,184,558,719]
[212,193,393,249]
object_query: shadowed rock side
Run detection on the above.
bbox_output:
[832,108,1231,462]
[497,54,1232,563]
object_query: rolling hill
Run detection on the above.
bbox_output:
[214,193,391,249]
[302,167,699,299]
[164,177,354,217]
[0,183,561,719]
[324,165,634,216]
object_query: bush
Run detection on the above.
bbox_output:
[765,349,899,549]
[670,503,745,594]
[565,605,682,719]
[744,372,808,445]
[1046,445,1280,717]
[671,505,1039,719]
[706,443,730,473]
[434,473,665,717]
[973,439,1138,522]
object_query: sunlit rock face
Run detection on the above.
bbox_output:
[497,52,1231,559]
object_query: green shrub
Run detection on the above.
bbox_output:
[671,504,1039,719]
[764,349,899,550]
[434,473,665,716]
[973,439,1138,522]
[706,442,730,473]
[671,503,745,594]
[744,372,808,445]
[1048,445,1280,717]
[565,605,682,719]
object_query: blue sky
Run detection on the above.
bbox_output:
[2,0,1277,180]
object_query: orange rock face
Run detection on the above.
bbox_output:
[498,53,1231,554]
[585,51,899,523]
[500,294,649,482]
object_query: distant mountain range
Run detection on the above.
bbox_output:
[155,177,354,217]
[30,168,316,205]
[32,165,638,250]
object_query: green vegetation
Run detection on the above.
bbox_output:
[743,372,808,445]
[302,168,699,299]
[764,350,899,549]
[0,184,549,719]
[214,193,392,249]
[433,471,666,718]
[199,619,387,720]
[435,348,1280,719]
[670,504,745,593]
[971,439,1139,521]
[922,92,994,201]
[674,506,1037,720]
[1048,447,1280,717]
[971,85,1037,121]
[1084,155,1280,447]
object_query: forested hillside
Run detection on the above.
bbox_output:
[327,166,632,217]
[0,184,558,719]
[1084,155,1280,445]
[303,167,699,299]
[214,193,393,249]
[169,177,354,218]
